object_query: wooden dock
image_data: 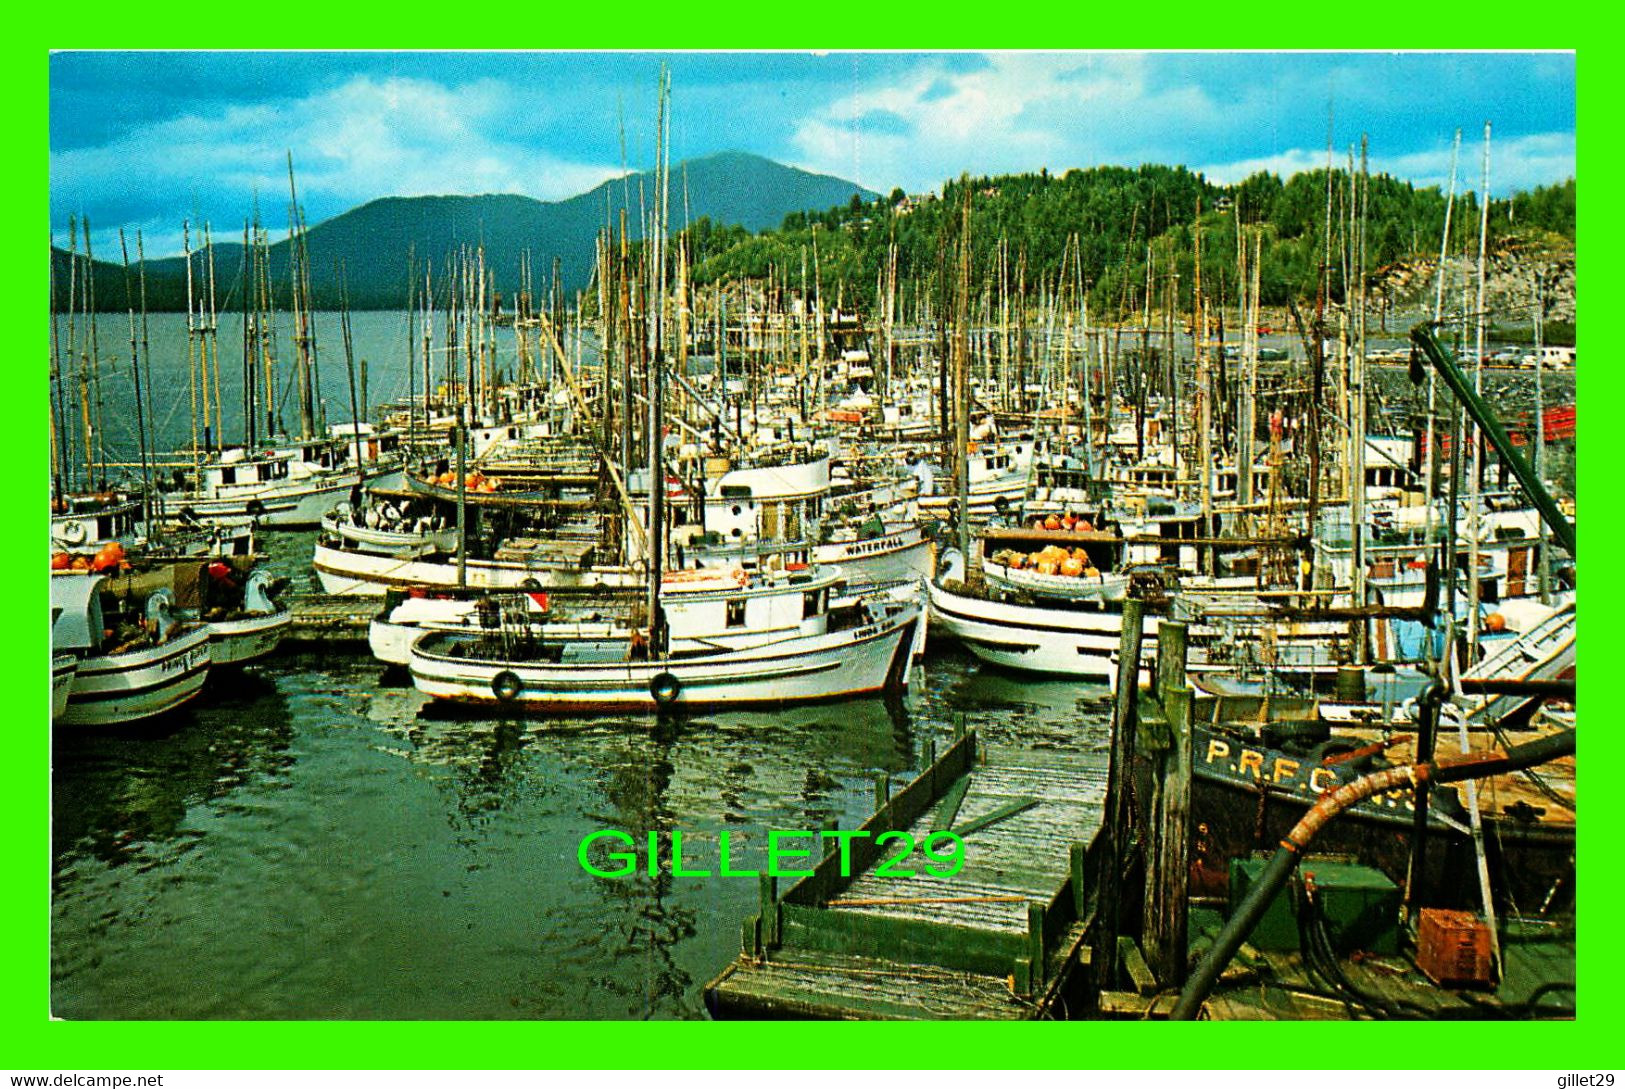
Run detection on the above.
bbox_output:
[704,726,1110,1019]
[284,594,377,644]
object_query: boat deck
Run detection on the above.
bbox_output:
[1100,909,1575,1020]
[705,730,1110,1019]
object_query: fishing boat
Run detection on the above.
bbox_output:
[163,432,406,528]
[1186,692,1574,912]
[927,521,1152,683]
[408,569,919,713]
[51,573,212,727]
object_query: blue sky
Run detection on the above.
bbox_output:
[50,50,1576,258]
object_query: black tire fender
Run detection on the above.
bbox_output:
[649,671,681,706]
[491,670,523,702]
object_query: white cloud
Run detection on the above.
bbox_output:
[1196,148,1333,185]
[789,53,1217,194]
[53,75,628,256]
[1197,131,1575,194]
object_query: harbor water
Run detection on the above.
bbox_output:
[50,531,1115,1019]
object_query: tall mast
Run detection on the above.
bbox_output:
[287,153,316,440]
[1425,131,1463,623]
[119,229,155,534]
[184,220,201,481]
[1349,137,1370,662]
[205,223,224,451]
[647,66,671,651]
[1467,122,1492,660]
[953,180,973,566]
[241,221,254,449]
[1533,268,1550,603]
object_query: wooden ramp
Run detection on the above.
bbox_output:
[705,728,1110,1019]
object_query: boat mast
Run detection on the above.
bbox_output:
[82,218,107,487]
[647,65,671,651]
[1426,131,1462,642]
[1194,202,1213,574]
[184,220,201,482]
[1350,136,1369,663]
[1467,122,1492,662]
[1532,267,1550,603]
[241,221,254,449]
[953,179,973,566]
[205,223,224,451]
[338,262,367,497]
[119,229,156,538]
[136,232,162,530]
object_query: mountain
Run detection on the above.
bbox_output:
[50,151,878,311]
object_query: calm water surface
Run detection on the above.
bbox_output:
[51,534,1115,1019]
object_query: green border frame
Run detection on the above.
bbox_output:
[12,30,1615,1070]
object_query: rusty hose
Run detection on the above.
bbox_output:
[1170,727,1575,1020]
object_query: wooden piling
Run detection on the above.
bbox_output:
[1140,621,1192,986]
[1099,597,1146,988]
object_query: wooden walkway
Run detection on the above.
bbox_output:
[705,728,1110,1019]
[285,594,377,643]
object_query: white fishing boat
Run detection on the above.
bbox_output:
[321,498,458,555]
[811,520,936,582]
[369,591,624,666]
[928,550,1143,682]
[51,493,146,551]
[917,440,1037,520]
[408,575,920,713]
[51,573,212,727]
[163,428,406,528]
[93,557,291,667]
[198,567,292,666]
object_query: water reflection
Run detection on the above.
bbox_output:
[51,672,295,880]
[50,612,1113,1018]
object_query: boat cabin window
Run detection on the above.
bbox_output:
[802,589,825,619]
[221,467,237,485]
[725,598,747,628]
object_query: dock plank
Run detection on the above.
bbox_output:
[707,733,1110,1019]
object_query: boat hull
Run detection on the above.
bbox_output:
[51,654,77,719]
[204,610,292,666]
[409,608,918,713]
[927,577,1144,682]
[813,526,936,582]
[1188,722,1574,911]
[312,542,641,596]
[177,467,404,528]
[57,627,212,728]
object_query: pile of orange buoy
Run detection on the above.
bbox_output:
[432,470,501,494]
[50,542,129,574]
[992,544,1099,578]
[1028,512,1095,532]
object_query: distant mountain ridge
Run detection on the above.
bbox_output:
[51,151,878,311]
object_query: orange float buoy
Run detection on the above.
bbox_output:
[1059,556,1084,577]
[1044,514,1061,531]
[90,542,124,573]
[1035,559,1059,576]
[50,552,73,570]
[1484,612,1508,633]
